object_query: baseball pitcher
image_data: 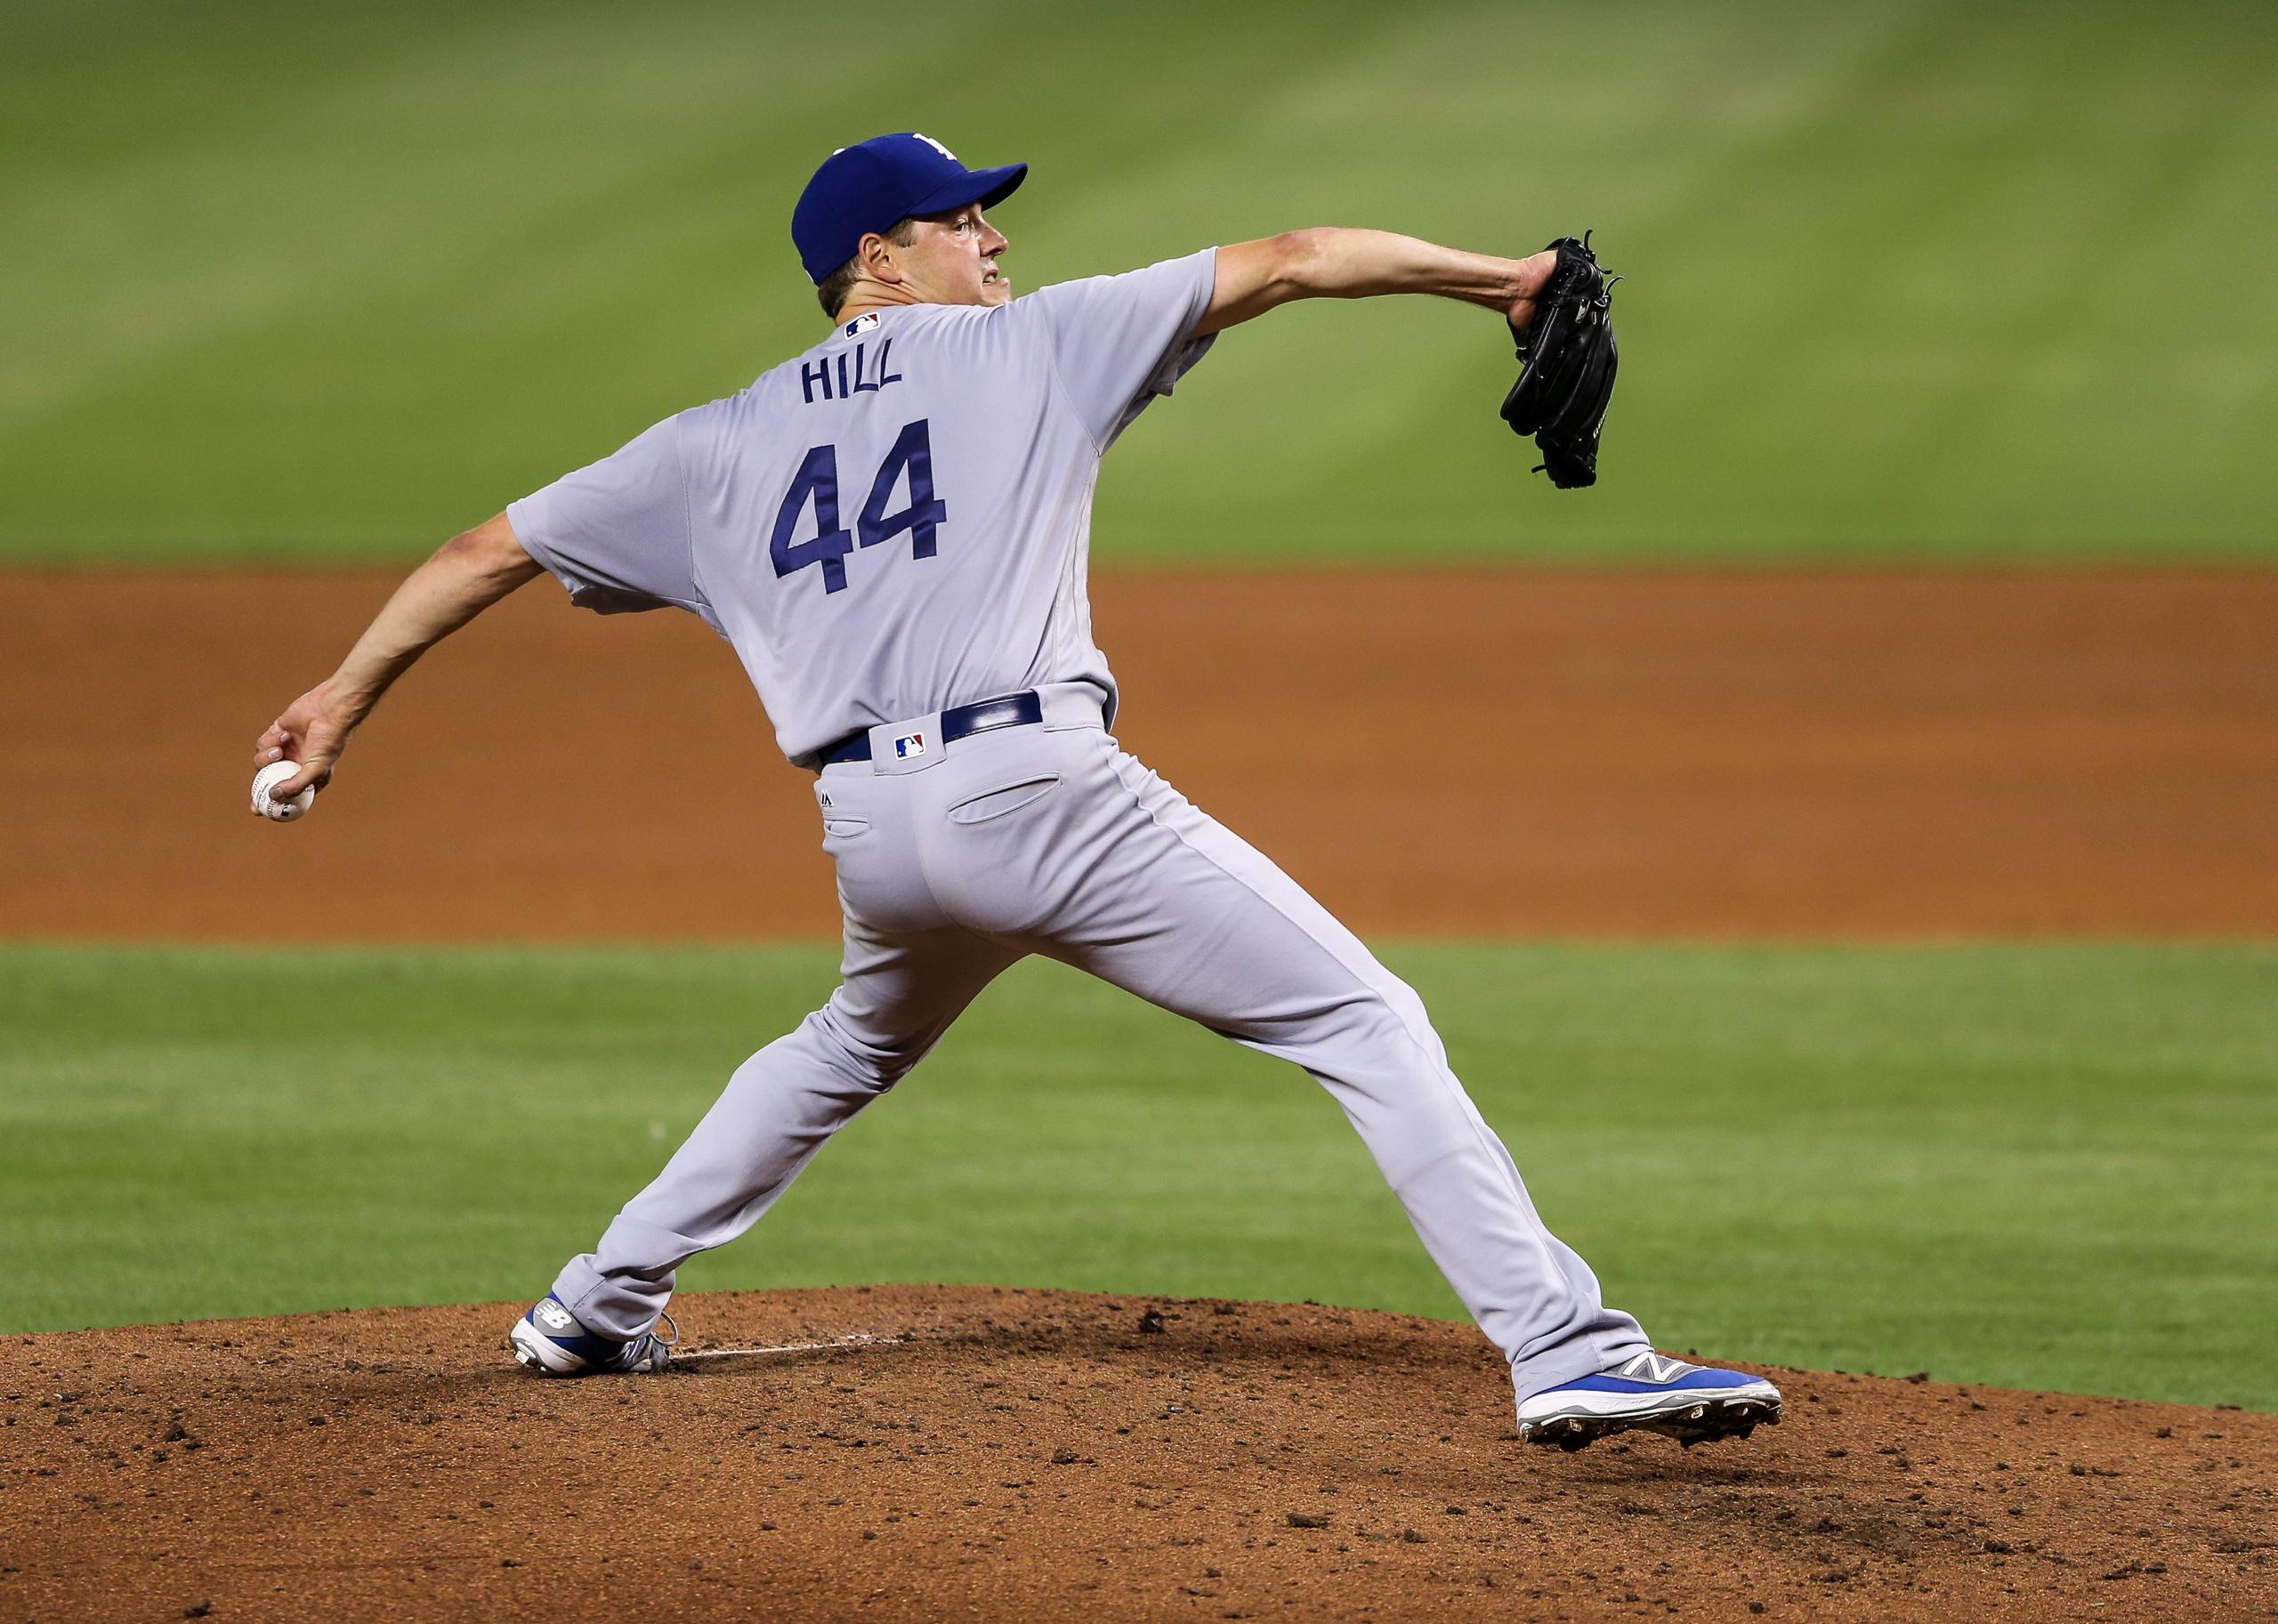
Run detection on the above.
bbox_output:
[253,133,1775,1450]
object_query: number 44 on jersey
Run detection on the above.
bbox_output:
[770,419,946,595]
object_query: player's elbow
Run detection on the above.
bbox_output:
[1270,229,1336,299]
[1273,228,1389,303]
[435,513,538,585]
[1201,230,1344,335]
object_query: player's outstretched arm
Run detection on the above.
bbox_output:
[251,513,543,804]
[1196,229,1561,335]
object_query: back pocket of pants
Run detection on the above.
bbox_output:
[947,774,1060,826]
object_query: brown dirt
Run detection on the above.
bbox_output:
[3,1288,2271,1623]
[3,569,2274,941]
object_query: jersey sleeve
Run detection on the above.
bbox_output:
[505,416,705,616]
[1022,247,1220,452]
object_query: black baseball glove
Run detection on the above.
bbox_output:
[1499,232,1620,489]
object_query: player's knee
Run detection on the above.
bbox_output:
[802,1006,922,1093]
[1326,976,1446,1061]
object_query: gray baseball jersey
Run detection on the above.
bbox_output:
[508,248,1218,766]
[518,250,1650,1410]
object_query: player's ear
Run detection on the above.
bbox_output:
[857,230,903,287]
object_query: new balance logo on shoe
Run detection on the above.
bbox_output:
[1621,1352,1689,1385]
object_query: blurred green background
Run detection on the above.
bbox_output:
[4,0,2274,565]
[6,941,2274,1408]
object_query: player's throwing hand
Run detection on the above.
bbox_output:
[252,683,347,808]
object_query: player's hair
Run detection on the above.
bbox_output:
[817,218,920,319]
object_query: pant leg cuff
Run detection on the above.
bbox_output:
[1508,1332,1653,1404]
[545,1255,662,1342]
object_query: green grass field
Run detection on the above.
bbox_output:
[5,0,2275,566]
[4,941,2272,1410]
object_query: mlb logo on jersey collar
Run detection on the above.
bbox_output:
[843,313,880,339]
[893,731,926,759]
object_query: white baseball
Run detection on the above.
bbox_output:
[252,760,316,822]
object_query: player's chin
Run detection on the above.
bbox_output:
[979,273,1013,304]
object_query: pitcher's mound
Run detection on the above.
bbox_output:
[4,1286,2270,1621]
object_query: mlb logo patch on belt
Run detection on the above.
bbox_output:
[893,731,927,759]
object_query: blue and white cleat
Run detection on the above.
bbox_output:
[1517,1352,1781,1450]
[507,1293,675,1376]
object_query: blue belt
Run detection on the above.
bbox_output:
[818,690,1045,768]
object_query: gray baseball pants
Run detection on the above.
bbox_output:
[552,686,1650,1401]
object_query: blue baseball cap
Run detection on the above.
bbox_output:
[791,133,1028,284]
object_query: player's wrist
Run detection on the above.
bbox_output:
[311,676,372,734]
[1515,249,1558,303]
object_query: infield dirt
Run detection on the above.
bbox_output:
[4,1287,2273,1623]
[3,569,2274,941]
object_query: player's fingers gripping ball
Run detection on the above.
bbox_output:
[251,760,316,821]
